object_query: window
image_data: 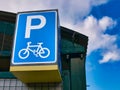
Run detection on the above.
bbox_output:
[0,13,16,78]
[0,21,14,56]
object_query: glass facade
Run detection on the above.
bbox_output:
[0,11,88,90]
[0,13,15,78]
[0,21,14,56]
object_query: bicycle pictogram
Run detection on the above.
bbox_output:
[18,42,50,59]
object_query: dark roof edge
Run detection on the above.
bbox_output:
[61,26,89,54]
[60,26,88,39]
[0,11,16,23]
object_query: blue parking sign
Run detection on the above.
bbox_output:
[11,10,59,65]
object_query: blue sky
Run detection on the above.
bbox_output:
[86,0,120,90]
[0,0,120,90]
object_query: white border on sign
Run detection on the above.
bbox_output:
[11,10,58,65]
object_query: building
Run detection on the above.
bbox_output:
[0,11,88,90]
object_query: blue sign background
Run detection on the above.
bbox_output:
[12,11,58,64]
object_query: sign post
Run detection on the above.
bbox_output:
[10,10,62,83]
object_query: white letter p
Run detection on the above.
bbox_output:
[25,15,46,38]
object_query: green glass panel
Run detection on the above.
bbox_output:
[61,39,85,54]
[0,21,15,78]
[0,72,16,78]
[62,70,70,90]
[0,21,14,56]
[0,21,15,35]
[70,58,86,90]
[0,51,11,56]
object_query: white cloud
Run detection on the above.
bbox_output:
[99,47,120,63]
[62,15,119,63]
[0,0,109,23]
[99,16,117,31]
[1,0,119,63]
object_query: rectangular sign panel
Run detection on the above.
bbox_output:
[11,10,58,65]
